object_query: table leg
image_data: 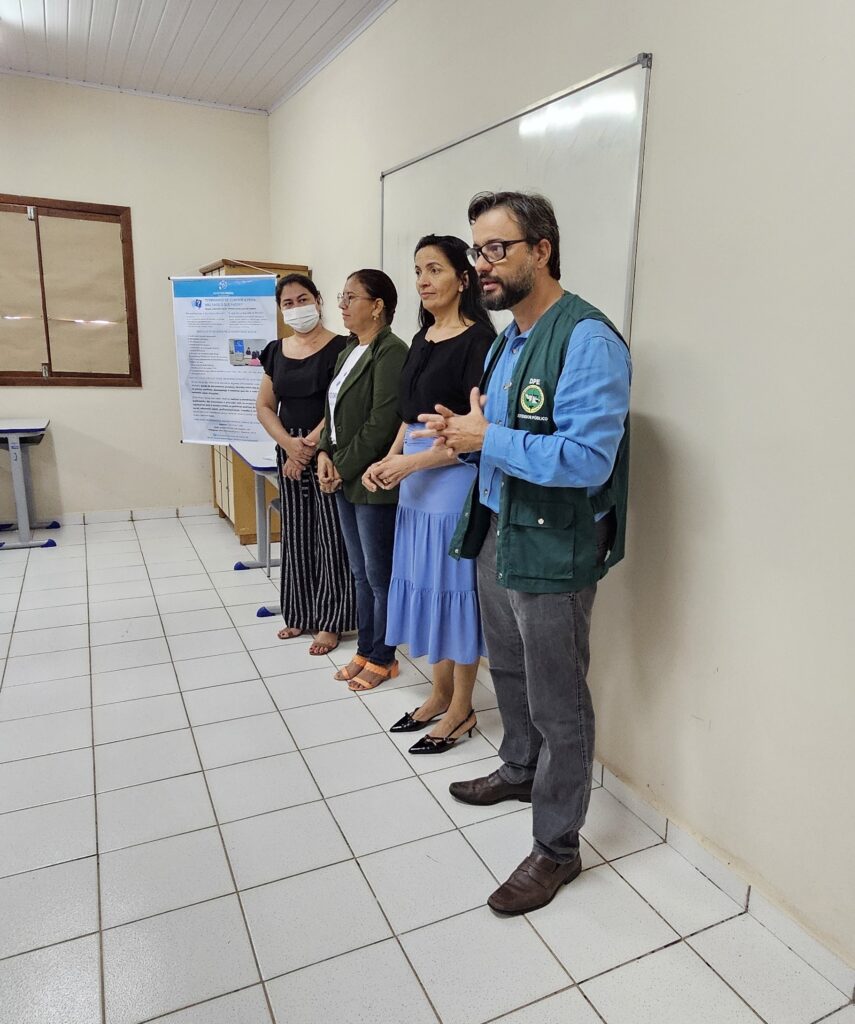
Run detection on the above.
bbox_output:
[0,435,56,551]
[233,474,266,571]
[233,471,280,618]
[19,444,60,530]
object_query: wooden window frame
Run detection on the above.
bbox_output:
[0,194,141,387]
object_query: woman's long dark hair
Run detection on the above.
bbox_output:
[414,234,493,333]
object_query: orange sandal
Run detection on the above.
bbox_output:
[334,655,367,681]
[348,660,400,692]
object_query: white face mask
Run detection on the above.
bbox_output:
[282,304,320,334]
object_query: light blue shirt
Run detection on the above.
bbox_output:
[478,316,632,513]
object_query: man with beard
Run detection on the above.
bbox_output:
[417,191,631,914]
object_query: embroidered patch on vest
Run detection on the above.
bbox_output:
[520,383,545,414]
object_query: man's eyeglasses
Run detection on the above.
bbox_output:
[337,292,373,308]
[465,239,531,266]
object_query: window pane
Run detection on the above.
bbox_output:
[38,212,129,374]
[49,321,130,374]
[0,207,49,373]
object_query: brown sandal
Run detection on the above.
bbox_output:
[348,660,400,692]
[334,655,367,681]
[310,635,340,656]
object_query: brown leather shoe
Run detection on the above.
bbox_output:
[487,851,582,915]
[448,770,532,806]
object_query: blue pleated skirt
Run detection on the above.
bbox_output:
[385,425,485,665]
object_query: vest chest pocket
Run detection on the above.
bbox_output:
[507,504,575,580]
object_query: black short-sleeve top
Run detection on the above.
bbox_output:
[260,335,348,433]
[398,322,496,424]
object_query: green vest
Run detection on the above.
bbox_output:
[450,291,630,593]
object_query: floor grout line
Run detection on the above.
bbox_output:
[680,938,773,1024]
[177,521,445,1024]
[0,550,28,697]
[125,516,279,1024]
[4,524,839,1023]
[81,521,108,1024]
[254,541,448,1014]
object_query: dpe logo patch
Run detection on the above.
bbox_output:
[520,383,545,414]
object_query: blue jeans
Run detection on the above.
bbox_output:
[335,495,397,666]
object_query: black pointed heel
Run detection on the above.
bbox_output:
[408,710,476,755]
[390,707,448,733]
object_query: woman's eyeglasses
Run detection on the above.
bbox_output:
[337,292,373,308]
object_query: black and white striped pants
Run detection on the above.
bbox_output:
[277,448,356,634]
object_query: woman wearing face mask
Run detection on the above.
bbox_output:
[257,274,356,655]
[363,235,494,752]
[317,270,408,692]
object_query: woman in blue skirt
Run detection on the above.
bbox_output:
[363,235,494,753]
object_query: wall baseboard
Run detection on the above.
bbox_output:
[746,890,855,1000]
[77,506,219,524]
[477,648,853,990]
[178,504,218,518]
[53,513,84,525]
[600,766,855,997]
[83,509,131,524]
[131,507,178,520]
[603,767,667,839]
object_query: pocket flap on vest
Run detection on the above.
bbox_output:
[508,504,575,529]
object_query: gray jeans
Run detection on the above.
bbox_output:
[477,514,611,863]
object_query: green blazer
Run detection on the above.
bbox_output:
[318,326,408,504]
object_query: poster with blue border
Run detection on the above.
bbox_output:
[171,275,277,443]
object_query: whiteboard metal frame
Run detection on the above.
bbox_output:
[380,53,653,343]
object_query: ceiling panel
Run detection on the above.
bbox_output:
[197,0,294,106]
[44,0,70,79]
[84,0,119,82]
[211,0,320,108]
[111,0,169,88]
[0,6,28,68]
[263,0,379,109]
[129,0,190,92]
[149,0,213,94]
[236,0,347,110]
[176,0,268,103]
[19,0,50,75]
[166,0,244,99]
[99,0,147,85]
[65,0,94,80]
[0,0,396,112]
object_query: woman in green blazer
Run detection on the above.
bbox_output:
[317,269,408,691]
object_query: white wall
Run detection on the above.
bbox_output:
[267,0,855,962]
[0,74,270,517]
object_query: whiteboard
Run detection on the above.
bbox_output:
[381,56,650,342]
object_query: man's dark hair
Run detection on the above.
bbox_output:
[467,190,561,280]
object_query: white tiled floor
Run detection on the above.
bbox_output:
[0,513,852,1024]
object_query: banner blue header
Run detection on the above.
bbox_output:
[171,276,276,299]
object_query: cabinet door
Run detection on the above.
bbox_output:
[213,448,223,509]
[231,456,258,541]
[226,456,236,524]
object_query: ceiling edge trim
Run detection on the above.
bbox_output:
[0,66,268,116]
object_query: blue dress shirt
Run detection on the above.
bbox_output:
[478,316,632,514]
